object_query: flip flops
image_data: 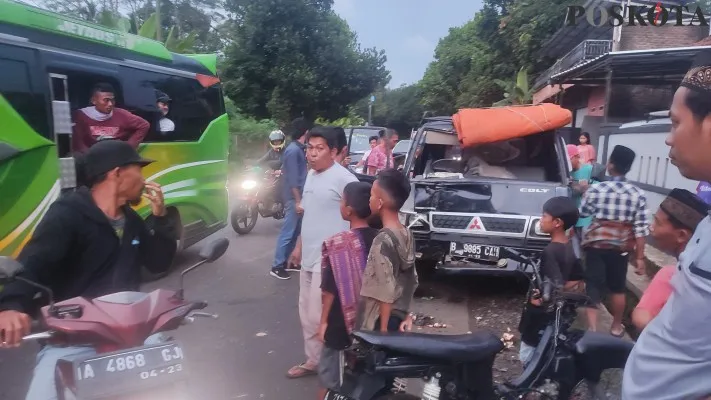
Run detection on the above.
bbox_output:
[286,363,317,379]
[610,324,626,338]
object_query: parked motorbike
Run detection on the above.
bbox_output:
[325,247,633,400]
[0,237,230,400]
[230,165,284,235]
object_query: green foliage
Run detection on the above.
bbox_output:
[352,85,425,134]
[492,67,533,106]
[419,0,568,113]
[224,97,279,164]
[42,0,225,54]
[315,109,366,127]
[220,0,390,123]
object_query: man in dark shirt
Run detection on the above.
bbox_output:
[270,118,312,279]
[0,140,178,398]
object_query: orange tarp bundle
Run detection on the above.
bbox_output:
[453,104,572,148]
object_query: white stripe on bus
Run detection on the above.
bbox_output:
[146,160,223,182]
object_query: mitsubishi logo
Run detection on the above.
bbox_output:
[469,217,483,231]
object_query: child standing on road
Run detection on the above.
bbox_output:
[358,169,418,332]
[317,182,378,398]
[518,197,584,367]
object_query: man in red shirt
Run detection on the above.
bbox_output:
[72,83,150,153]
[631,189,708,332]
[366,128,398,175]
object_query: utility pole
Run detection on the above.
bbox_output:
[368,95,375,126]
[155,0,162,42]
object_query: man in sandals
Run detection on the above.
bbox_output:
[286,126,357,379]
[579,145,650,337]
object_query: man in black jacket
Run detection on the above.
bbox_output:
[0,140,178,399]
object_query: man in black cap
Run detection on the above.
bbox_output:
[579,144,650,337]
[623,50,711,400]
[0,140,178,398]
[156,90,175,134]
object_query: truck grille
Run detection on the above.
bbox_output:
[479,217,526,233]
[431,214,471,230]
[430,213,528,234]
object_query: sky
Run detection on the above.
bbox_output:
[332,0,484,88]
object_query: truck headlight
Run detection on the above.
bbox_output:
[241,180,258,190]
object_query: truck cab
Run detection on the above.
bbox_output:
[399,116,573,276]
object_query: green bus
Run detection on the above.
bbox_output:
[0,0,229,262]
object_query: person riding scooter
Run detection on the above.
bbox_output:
[0,140,178,399]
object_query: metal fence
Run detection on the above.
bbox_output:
[533,40,612,89]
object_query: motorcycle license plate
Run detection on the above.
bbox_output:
[68,342,187,398]
[449,242,500,261]
[324,391,356,400]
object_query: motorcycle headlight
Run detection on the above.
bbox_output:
[241,180,258,190]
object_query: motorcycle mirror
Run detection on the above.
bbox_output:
[0,256,24,284]
[199,238,230,262]
[177,238,230,300]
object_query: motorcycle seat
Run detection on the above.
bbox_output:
[353,330,504,362]
[574,331,634,356]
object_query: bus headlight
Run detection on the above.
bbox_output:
[241,180,258,190]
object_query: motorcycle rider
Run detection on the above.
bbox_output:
[0,140,178,400]
[256,129,286,171]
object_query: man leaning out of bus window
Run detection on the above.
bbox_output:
[72,82,150,153]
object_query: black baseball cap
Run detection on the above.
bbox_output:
[156,90,171,103]
[82,140,154,180]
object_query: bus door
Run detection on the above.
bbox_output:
[48,73,77,190]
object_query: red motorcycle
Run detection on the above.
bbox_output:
[0,238,229,400]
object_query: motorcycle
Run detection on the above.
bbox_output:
[230,165,284,235]
[0,237,230,400]
[325,247,633,400]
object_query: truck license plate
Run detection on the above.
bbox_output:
[450,242,500,261]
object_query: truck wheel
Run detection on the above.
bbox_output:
[415,259,438,280]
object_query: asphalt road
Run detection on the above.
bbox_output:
[0,219,316,400]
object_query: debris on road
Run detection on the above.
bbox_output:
[256,332,268,337]
[412,312,448,329]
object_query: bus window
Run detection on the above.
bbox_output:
[0,57,50,139]
[120,67,223,143]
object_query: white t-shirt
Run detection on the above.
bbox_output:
[300,163,358,271]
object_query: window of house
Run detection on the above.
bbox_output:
[0,53,50,139]
[120,67,222,143]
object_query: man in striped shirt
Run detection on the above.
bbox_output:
[579,145,650,336]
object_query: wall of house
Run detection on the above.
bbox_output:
[618,25,708,51]
[606,25,708,119]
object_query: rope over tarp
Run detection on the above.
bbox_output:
[453,104,573,149]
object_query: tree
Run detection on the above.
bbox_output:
[352,84,424,134]
[418,0,569,113]
[492,67,533,106]
[220,0,389,123]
